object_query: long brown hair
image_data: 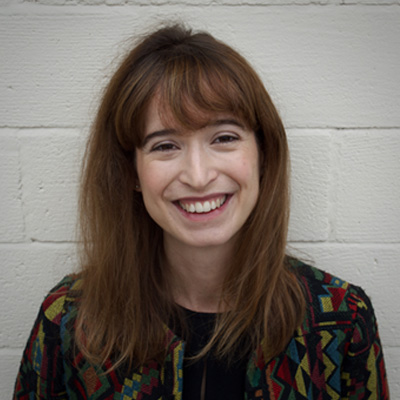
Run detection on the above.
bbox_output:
[76,24,305,369]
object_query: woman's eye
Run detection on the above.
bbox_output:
[214,135,239,144]
[151,143,177,152]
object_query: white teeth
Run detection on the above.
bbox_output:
[179,195,227,214]
[203,201,211,212]
[195,202,203,213]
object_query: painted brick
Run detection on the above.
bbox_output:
[344,0,399,4]
[0,133,25,242]
[1,6,399,128]
[19,130,85,242]
[22,0,400,5]
[384,347,400,400]
[0,243,77,349]
[334,130,400,242]
[287,130,331,241]
[0,351,21,400]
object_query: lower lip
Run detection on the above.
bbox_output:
[174,195,231,221]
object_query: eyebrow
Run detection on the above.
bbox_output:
[142,118,245,148]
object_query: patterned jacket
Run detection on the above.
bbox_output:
[14,262,389,399]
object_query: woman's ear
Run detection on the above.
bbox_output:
[135,183,141,192]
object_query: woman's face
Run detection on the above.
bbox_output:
[135,96,260,253]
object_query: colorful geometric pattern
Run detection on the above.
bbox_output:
[13,262,389,399]
[245,262,389,399]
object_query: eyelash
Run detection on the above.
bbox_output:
[150,143,178,152]
[213,134,239,144]
[149,133,239,152]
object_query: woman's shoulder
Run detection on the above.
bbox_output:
[288,258,377,335]
[40,274,82,326]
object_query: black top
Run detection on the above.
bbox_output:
[181,308,247,400]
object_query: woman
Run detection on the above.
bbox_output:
[14,25,389,399]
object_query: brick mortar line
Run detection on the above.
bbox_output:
[13,1,400,5]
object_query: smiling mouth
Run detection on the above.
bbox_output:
[178,195,227,214]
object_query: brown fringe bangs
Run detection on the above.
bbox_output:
[113,37,260,152]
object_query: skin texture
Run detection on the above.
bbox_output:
[135,97,260,311]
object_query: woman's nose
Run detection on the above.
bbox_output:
[178,147,218,189]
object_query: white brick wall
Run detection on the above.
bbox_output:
[1,1,399,397]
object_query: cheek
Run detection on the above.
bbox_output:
[137,162,176,214]
[136,154,160,192]
[239,150,260,187]
[138,170,164,223]
[240,152,260,209]
[138,167,163,196]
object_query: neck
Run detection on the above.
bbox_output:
[164,237,234,313]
